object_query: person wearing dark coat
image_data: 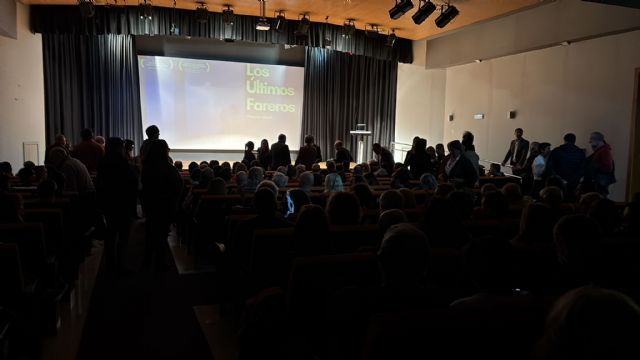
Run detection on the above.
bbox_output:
[405,138,433,179]
[257,139,272,170]
[141,139,183,270]
[442,140,478,189]
[547,133,586,199]
[502,128,530,176]
[96,137,139,272]
[270,134,292,170]
[295,135,318,170]
[373,143,395,175]
[334,140,353,165]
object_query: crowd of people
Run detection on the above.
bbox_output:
[1,124,638,359]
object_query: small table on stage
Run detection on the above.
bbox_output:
[350,128,372,165]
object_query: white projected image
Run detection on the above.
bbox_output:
[138,55,304,150]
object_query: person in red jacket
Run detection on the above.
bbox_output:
[585,132,615,196]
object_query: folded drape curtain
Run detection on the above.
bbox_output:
[31,5,413,64]
[302,48,398,163]
[42,34,143,147]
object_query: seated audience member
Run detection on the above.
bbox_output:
[249,160,261,169]
[286,162,297,180]
[326,160,336,174]
[294,165,306,179]
[197,167,215,189]
[352,165,363,176]
[451,237,517,308]
[0,161,13,177]
[351,183,375,210]
[434,183,455,198]
[311,163,323,186]
[190,168,202,184]
[45,133,70,165]
[174,160,183,171]
[540,186,571,217]
[272,172,288,188]
[243,141,257,166]
[398,188,417,209]
[298,171,314,193]
[578,192,603,215]
[481,183,499,197]
[94,136,106,148]
[448,190,475,221]
[473,190,509,220]
[71,128,105,172]
[391,167,412,189]
[294,204,332,256]
[232,188,291,270]
[257,180,279,200]
[201,161,210,168]
[511,203,558,247]
[422,197,470,248]
[33,165,47,183]
[363,172,379,186]
[207,177,228,195]
[243,167,265,193]
[419,173,438,191]
[488,163,504,177]
[378,223,431,288]
[442,140,478,189]
[188,161,199,173]
[37,179,58,203]
[379,189,404,211]
[588,198,622,237]
[0,192,24,223]
[536,286,640,360]
[235,162,248,174]
[553,215,603,288]
[286,189,311,218]
[235,171,248,191]
[360,162,371,174]
[351,175,366,186]
[48,147,95,194]
[324,173,344,193]
[296,136,318,170]
[326,192,361,226]
[545,175,567,196]
[378,209,408,235]
[502,183,526,210]
[16,166,36,186]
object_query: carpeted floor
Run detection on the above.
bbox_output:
[76,219,216,360]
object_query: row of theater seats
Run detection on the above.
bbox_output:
[1,188,95,359]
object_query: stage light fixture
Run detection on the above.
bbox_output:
[274,11,286,32]
[222,5,235,26]
[365,24,380,38]
[435,4,459,28]
[386,29,397,47]
[389,0,414,20]
[79,0,95,18]
[195,2,209,23]
[412,0,436,25]
[138,0,152,20]
[343,19,356,37]
[256,0,271,31]
[296,14,310,36]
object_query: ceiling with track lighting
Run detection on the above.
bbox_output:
[22,0,553,40]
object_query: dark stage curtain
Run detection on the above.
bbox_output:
[42,33,143,147]
[31,5,412,63]
[302,48,398,162]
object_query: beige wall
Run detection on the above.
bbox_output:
[426,0,640,69]
[395,39,446,156]
[442,30,640,201]
[0,3,46,169]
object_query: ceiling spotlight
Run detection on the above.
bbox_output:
[412,0,436,25]
[296,14,310,36]
[222,5,235,26]
[274,11,286,32]
[195,2,208,23]
[343,19,356,37]
[435,4,459,28]
[79,0,95,18]
[386,29,397,47]
[389,0,414,20]
[256,0,270,31]
[365,24,380,38]
[139,0,152,20]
